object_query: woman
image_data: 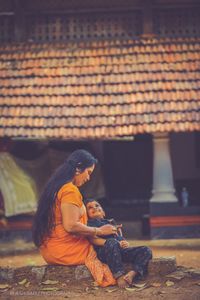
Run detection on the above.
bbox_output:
[32,149,117,285]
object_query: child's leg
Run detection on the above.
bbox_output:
[121,246,152,281]
[97,239,128,287]
[97,239,125,278]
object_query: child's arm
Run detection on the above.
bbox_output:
[88,236,106,246]
[119,240,129,248]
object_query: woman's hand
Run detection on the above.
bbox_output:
[97,224,118,236]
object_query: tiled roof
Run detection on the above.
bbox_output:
[0,37,200,139]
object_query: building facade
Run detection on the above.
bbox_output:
[0,0,200,239]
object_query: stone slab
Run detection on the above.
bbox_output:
[0,256,177,283]
[148,256,177,276]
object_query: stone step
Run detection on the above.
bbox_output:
[0,257,177,283]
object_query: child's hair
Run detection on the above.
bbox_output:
[84,198,100,205]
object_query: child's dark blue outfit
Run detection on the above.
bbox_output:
[88,218,152,279]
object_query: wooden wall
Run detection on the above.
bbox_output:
[0,0,199,43]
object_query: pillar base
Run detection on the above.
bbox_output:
[150,192,178,203]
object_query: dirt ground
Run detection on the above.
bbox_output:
[0,239,200,300]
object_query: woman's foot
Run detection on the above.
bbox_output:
[116,275,129,288]
[123,270,137,285]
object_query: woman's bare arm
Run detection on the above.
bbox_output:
[61,203,96,236]
[61,203,115,237]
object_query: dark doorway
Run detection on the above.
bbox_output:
[103,134,153,202]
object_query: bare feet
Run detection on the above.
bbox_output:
[116,275,129,288]
[123,270,137,285]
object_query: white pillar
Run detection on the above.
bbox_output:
[150,133,178,203]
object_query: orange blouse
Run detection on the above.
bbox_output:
[40,182,91,265]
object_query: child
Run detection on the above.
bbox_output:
[86,199,152,288]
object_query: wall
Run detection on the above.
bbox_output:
[171,132,200,180]
[170,132,200,205]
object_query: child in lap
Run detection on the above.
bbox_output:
[86,199,152,288]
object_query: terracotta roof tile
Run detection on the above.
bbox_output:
[0,37,200,138]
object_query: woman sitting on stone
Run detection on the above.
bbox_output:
[32,149,117,286]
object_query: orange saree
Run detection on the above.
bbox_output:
[40,182,116,287]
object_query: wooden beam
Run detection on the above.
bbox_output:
[0,12,14,16]
[25,5,142,16]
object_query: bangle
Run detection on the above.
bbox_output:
[93,227,98,236]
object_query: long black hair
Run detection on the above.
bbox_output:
[32,149,97,247]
